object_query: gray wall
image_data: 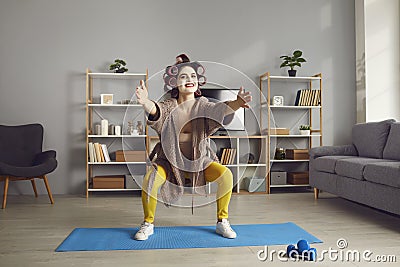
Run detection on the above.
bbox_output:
[0,0,356,195]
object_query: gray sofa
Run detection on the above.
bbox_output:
[309,119,400,215]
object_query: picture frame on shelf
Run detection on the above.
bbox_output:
[272,95,284,106]
[100,94,113,105]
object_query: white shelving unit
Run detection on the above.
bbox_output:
[259,72,323,193]
[208,135,267,194]
[85,69,148,197]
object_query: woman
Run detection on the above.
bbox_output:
[134,54,252,241]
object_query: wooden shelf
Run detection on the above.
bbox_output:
[237,163,267,167]
[270,134,321,137]
[88,162,147,165]
[88,188,141,192]
[86,69,149,198]
[270,105,321,109]
[88,135,147,138]
[148,135,268,139]
[210,135,267,139]
[260,74,321,82]
[88,73,146,79]
[261,102,321,109]
[220,163,267,167]
[270,184,310,188]
[259,71,322,194]
[88,104,142,107]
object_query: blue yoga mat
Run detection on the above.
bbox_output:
[56,222,322,252]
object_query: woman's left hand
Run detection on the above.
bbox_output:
[236,87,252,108]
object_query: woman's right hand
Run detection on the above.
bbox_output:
[135,80,148,105]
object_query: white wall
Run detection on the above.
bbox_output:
[356,0,400,122]
[355,0,367,123]
[0,0,356,195]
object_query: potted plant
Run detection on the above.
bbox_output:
[109,59,128,73]
[299,125,311,135]
[280,50,307,77]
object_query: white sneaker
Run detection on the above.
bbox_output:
[134,221,154,241]
[216,219,237,239]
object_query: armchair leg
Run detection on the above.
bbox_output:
[3,177,9,209]
[31,179,38,197]
[314,188,320,199]
[42,175,54,204]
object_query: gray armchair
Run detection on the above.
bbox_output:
[0,124,57,208]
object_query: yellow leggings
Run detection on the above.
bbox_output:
[141,162,233,223]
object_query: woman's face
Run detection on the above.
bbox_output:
[177,66,198,94]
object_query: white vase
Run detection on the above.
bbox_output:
[101,119,108,135]
[115,125,121,136]
[300,130,310,135]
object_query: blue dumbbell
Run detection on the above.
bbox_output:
[286,244,297,257]
[297,239,310,253]
[307,248,317,261]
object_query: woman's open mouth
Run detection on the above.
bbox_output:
[185,82,195,88]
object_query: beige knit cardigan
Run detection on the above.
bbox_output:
[146,96,232,206]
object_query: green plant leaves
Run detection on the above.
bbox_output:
[293,50,303,58]
[299,124,310,130]
[109,59,128,73]
[279,50,306,70]
[115,59,127,66]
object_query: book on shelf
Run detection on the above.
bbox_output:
[229,149,236,164]
[88,142,111,162]
[99,143,105,162]
[219,148,236,165]
[294,89,321,106]
[93,143,98,162]
[294,90,301,106]
[94,143,102,162]
[101,144,111,162]
[225,149,231,164]
[220,149,227,164]
[88,142,95,162]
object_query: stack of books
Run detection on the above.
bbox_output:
[294,89,321,106]
[219,148,236,165]
[88,142,111,162]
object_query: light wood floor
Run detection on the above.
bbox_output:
[1,191,399,267]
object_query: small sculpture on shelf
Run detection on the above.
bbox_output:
[109,59,128,73]
[242,153,255,164]
[274,148,286,160]
[127,121,136,135]
[136,121,143,135]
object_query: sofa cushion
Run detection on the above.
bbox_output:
[313,156,355,174]
[335,157,385,180]
[383,123,400,160]
[352,119,394,158]
[363,161,400,188]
